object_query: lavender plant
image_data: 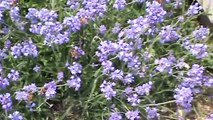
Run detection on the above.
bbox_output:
[0,0,212,120]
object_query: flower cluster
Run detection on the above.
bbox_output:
[187,3,202,16]
[145,107,160,119]
[66,62,83,90]
[15,83,38,110]
[0,93,12,111]
[100,80,116,100]
[154,53,176,74]
[159,25,180,43]
[8,111,24,120]
[41,81,57,99]
[174,87,193,112]
[11,40,38,58]
[7,69,20,81]
[206,113,213,120]
[125,110,140,120]
[192,26,209,40]
[108,112,122,120]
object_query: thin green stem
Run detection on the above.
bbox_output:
[139,100,176,108]
[4,111,8,120]
[83,68,103,116]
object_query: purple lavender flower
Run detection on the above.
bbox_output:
[206,113,213,120]
[63,16,82,32]
[11,40,38,58]
[127,56,141,69]
[125,110,140,120]
[113,0,126,10]
[101,60,115,74]
[182,37,191,50]
[112,22,121,34]
[174,0,183,8]
[0,64,3,73]
[127,94,141,106]
[7,69,20,81]
[188,44,208,59]
[25,8,39,23]
[57,72,64,81]
[203,76,213,87]
[192,26,209,40]
[187,3,202,16]
[38,8,58,22]
[180,64,204,88]
[100,80,116,100]
[121,16,150,39]
[33,65,40,72]
[0,1,11,10]
[0,93,12,111]
[4,40,11,49]
[108,112,122,120]
[96,41,119,62]
[0,48,8,59]
[65,61,70,67]
[15,91,29,101]
[117,42,134,62]
[174,87,193,112]
[54,32,70,44]
[122,73,134,84]
[2,26,10,34]
[145,1,167,24]
[99,25,107,34]
[178,16,184,22]
[155,56,174,74]
[76,8,91,21]
[39,22,68,45]
[145,107,160,119]
[132,38,142,49]
[135,81,152,96]
[110,69,124,81]
[124,87,134,96]
[43,81,57,99]
[143,51,152,62]
[0,77,9,89]
[11,43,22,58]
[8,111,24,120]
[67,62,82,75]
[67,76,81,91]
[67,0,80,10]
[0,11,3,21]
[26,101,36,111]
[187,64,204,77]
[21,40,38,57]
[10,6,21,22]
[82,0,107,19]
[23,83,38,93]
[40,21,62,36]
[29,22,43,34]
[159,25,180,43]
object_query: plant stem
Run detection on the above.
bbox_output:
[83,68,103,116]
[4,111,8,120]
[140,100,176,108]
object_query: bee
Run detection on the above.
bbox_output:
[40,87,47,93]
[80,17,88,25]
[27,93,34,102]
[10,0,18,6]
[156,0,164,4]
[69,48,80,58]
